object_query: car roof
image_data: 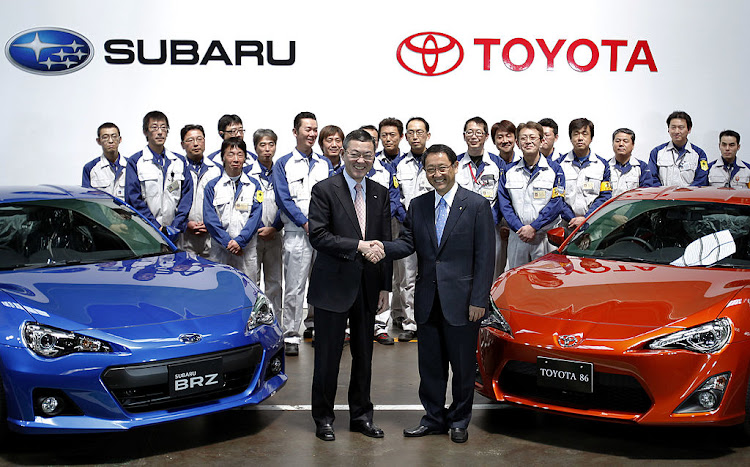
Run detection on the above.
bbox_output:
[615,186,750,205]
[0,185,113,203]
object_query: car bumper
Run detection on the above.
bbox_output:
[476,327,749,427]
[0,325,286,434]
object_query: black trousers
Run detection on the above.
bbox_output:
[311,285,376,427]
[417,293,480,430]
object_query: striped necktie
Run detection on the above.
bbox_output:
[355,183,366,237]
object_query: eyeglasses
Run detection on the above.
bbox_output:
[464,130,485,137]
[425,165,452,175]
[406,129,426,137]
[223,128,245,136]
[149,124,169,132]
[519,136,540,143]
[183,136,205,144]
[99,134,119,142]
[346,151,375,161]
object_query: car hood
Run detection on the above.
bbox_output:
[494,254,748,329]
[0,253,259,331]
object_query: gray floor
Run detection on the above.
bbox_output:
[2,338,750,465]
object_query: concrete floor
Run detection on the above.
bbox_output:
[2,338,750,466]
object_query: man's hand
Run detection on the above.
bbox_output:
[499,225,511,241]
[517,225,536,243]
[227,239,242,256]
[110,223,128,235]
[568,216,586,229]
[257,226,277,240]
[469,305,485,322]
[187,220,207,235]
[377,290,389,312]
[303,222,309,234]
[358,240,385,263]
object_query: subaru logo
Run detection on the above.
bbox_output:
[178,333,203,344]
[557,334,582,348]
[397,32,464,76]
[5,27,94,75]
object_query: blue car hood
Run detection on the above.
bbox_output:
[0,253,259,332]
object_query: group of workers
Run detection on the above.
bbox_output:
[81,109,749,359]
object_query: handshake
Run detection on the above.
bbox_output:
[358,240,385,264]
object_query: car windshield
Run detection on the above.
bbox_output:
[0,198,173,270]
[564,199,750,268]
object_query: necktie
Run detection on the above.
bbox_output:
[355,183,366,237]
[436,197,448,244]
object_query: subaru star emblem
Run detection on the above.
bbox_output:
[178,333,203,344]
[557,334,582,348]
[5,27,94,75]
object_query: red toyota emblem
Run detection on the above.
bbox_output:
[397,32,464,76]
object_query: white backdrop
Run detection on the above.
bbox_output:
[1,0,748,185]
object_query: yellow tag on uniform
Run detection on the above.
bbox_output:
[235,202,249,212]
[700,160,708,171]
[255,190,264,202]
[393,175,399,189]
[552,187,563,198]
[600,181,612,192]
[533,190,546,199]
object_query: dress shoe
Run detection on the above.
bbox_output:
[450,427,468,443]
[284,343,299,356]
[397,330,417,342]
[374,333,395,345]
[303,328,314,339]
[403,424,446,437]
[392,316,405,329]
[315,423,335,441]
[350,420,384,438]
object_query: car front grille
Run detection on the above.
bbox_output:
[102,345,263,413]
[500,360,652,414]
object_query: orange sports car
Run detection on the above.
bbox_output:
[476,186,750,433]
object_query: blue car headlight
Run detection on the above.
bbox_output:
[246,293,275,332]
[648,318,732,353]
[23,323,113,358]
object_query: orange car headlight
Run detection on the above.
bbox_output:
[648,318,732,354]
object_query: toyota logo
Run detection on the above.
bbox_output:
[178,333,203,344]
[5,27,94,76]
[397,32,464,76]
[557,334,582,348]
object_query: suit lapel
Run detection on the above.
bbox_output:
[420,193,439,249]
[437,186,467,254]
[332,173,363,239]
[364,178,381,240]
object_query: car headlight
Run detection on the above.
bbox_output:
[246,293,275,332]
[23,323,113,358]
[481,299,513,336]
[648,318,732,353]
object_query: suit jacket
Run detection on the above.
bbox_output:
[307,172,392,313]
[384,185,495,326]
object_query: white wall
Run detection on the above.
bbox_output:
[1,0,747,185]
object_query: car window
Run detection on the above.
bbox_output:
[0,198,172,270]
[564,200,750,268]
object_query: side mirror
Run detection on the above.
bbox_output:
[547,227,567,247]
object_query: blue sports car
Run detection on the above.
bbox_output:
[0,186,286,434]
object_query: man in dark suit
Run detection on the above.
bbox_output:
[307,129,392,441]
[379,143,495,443]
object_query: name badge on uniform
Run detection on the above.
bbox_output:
[533,190,546,199]
[480,187,494,199]
[235,202,249,212]
[583,182,594,191]
[167,180,180,193]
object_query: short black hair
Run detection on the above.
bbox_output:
[538,118,558,136]
[294,111,317,131]
[343,129,375,152]
[612,128,635,143]
[221,137,247,160]
[180,124,205,141]
[97,122,120,138]
[142,110,169,132]
[424,144,457,164]
[568,118,594,139]
[406,117,429,133]
[667,111,692,130]
[218,114,242,134]
[719,129,741,144]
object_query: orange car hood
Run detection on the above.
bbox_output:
[493,254,748,329]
